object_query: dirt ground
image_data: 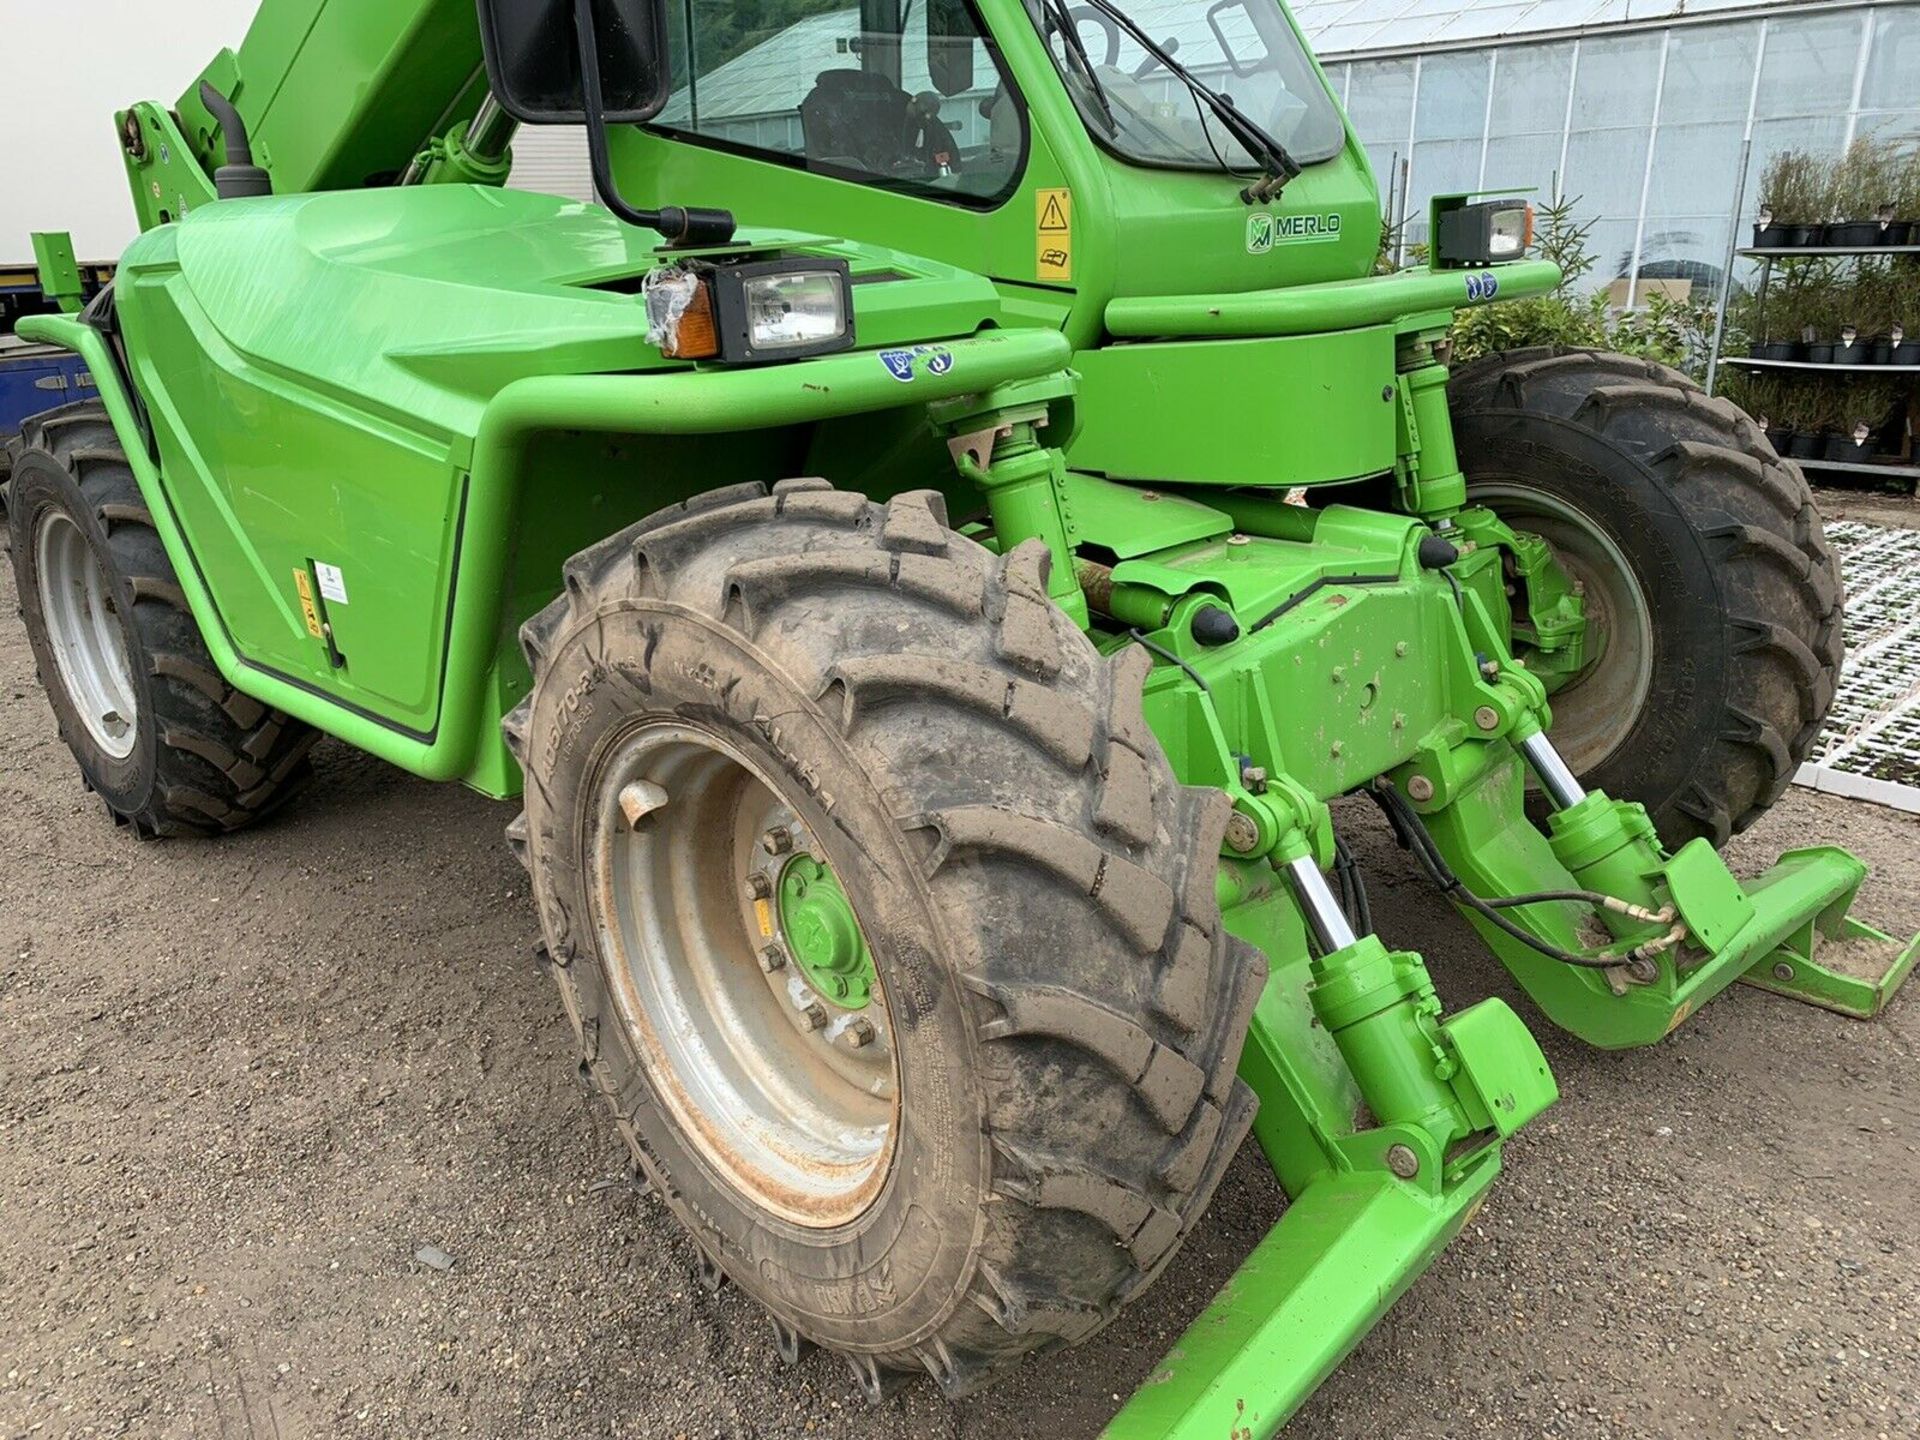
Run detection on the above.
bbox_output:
[3,563,1919,1440]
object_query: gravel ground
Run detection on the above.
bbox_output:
[3,559,1918,1440]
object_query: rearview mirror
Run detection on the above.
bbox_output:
[476,0,670,125]
[926,0,977,97]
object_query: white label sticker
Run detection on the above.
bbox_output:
[315,563,349,605]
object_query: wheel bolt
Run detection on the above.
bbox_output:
[760,943,788,974]
[762,826,794,856]
[745,872,774,901]
[842,1018,876,1050]
[801,1003,828,1031]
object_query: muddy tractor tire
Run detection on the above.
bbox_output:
[6,402,318,837]
[506,479,1264,1399]
[1451,347,1844,850]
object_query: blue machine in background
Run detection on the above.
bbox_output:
[1,247,110,486]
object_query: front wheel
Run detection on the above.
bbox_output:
[6,403,318,836]
[506,480,1264,1399]
[1451,347,1844,850]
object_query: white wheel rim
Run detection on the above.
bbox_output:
[590,721,899,1229]
[35,511,139,760]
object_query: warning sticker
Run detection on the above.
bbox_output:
[315,562,349,605]
[1036,187,1072,283]
[292,569,324,640]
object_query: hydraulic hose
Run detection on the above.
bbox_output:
[1367,780,1682,970]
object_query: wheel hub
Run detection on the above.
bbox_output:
[1469,485,1654,777]
[777,856,875,1010]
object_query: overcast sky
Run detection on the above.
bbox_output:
[1,0,259,261]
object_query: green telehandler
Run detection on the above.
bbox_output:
[6,0,1916,1433]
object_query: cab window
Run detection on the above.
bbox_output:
[655,0,1027,206]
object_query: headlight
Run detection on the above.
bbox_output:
[714,258,854,364]
[1436,199,1534,267]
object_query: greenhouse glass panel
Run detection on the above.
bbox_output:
[1855,110,1920,149]
[1744,114,1855,212]
[1563,126,1654,217]
[1644,121,1746,228]
[1861,8,1920,114]
[1413,50,1491,141]
[1483,133,1566,199]
[1406,136,1484,241]
[1488,41,1574,136]
[1570,34,1662,132]
[1754,11,1866,119]
[1657,22,1759,127]
[1347,56,1417,167]
[1584,218,1641,289]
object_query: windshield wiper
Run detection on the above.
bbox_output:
[1038,0,1120,139]
[1075,0,1303,202]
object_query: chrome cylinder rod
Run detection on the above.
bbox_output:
[1286,854,1359,955]
[1519,729,1588,811]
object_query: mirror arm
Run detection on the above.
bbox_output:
[572,0,735,246]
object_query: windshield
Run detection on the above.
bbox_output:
[1026,0,1346,172]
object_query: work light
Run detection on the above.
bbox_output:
[713,259,855,364]
[1436,200,1534,266]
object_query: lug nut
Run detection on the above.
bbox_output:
[759,943,788,974]
[762,826,795,856]
[842,1019,876,1049]
[745,871,774,902]
[801,1003,828,1031]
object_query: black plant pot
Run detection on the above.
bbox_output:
[1887,221,1915,246]
[1788,432,1824,459]
[1753,222,1794,249]
[1806,342,1836,364]
[1754,339,1804,362]
[1766,427,1801,455]
[1824,432,1884,463]
[1832,339,1872,365]
[1788,224,1825,248]
[1893,340,1920,366]
[1870,337,1896,364]
[1826,220,1890,247]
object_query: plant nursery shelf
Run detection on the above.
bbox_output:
[1796,457,1920,479]
[1725,358,1920,373]
[1740,246,1920,258]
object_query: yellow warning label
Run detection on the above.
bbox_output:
[754,897,775,939]
[292,568,324,640]
[1036,187,1072,283]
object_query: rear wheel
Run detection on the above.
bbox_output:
[1451,347,1843,849]
[6,402,318,836]
[507,479,1264,1398]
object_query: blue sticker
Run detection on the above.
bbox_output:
[879,345,954,383]
[1464,271,1500,302]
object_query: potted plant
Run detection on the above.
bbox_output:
[1756,150,1829,249]
[1828,141,1905,247]
[1824,377,1903,461]
[1892,265,1920,364]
